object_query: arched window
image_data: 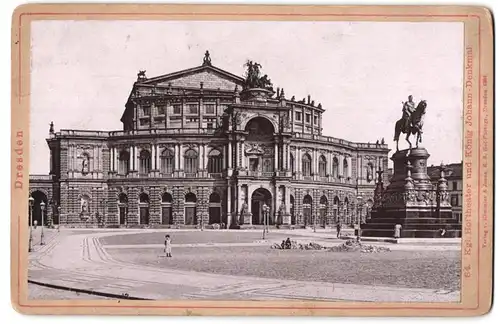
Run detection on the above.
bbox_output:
[162,192,173,203]
[208,149,222,174]
[302,153,312,177]
[332,157,339,179]
[139,150,152,175]
[184,149,198,174]
[343,158,349,178]
[160,149,175,174]
[290,153,295,173]
[118,150,130,175]
[318,155,327,177]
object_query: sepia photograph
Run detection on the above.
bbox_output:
[11,4,493,316]
[26,19,464,302]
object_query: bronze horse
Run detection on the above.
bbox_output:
[394,100,427,151]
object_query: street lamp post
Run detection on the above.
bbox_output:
[57,206,61,232]
[40,201,46,245]
[313,210,316,233]
[262,203,270,239]
[28,197,34,252]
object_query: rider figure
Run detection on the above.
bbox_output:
[402,95,416,133]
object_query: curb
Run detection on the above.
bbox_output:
[28,279,151,300]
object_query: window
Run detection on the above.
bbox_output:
[263,158,273,172]
[314,116,318,125]
[184,149,198,174]
[250,158,259,171]
[160,149,174,174]
[305,114,311,123]
[290,153,295,173]
[139,150,152,175]
[173,104,181,114]
[319,155,327,177]
[452,181,458,191]
[295,111,302,121]
[205,104,215,114]
[343,158,348,177]
[208,149,223,173]
[157,105,166,115]
[207,123,213,129]
[139,119,149,126]
[302,153,312,176]
[118,150,130,175]
[332,157,339,178]
[451,194,458,206]
[142,105,151,116]
[188,104,198,114]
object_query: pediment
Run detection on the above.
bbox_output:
[141,65,244,91]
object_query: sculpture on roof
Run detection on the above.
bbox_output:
[243,60,273,91]
[137,70,147,81]
[203,50,212,66]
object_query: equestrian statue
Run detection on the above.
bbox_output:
[394,95,427,151]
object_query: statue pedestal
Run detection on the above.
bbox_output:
[243,212,252,225]
[362,148,461,238]
[282,213,291,225]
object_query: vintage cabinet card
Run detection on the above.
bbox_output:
[11,3,493,316]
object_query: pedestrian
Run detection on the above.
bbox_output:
[394,224,402,239]
[164,234,172,257]
[336,221,342,238]
[34,220,38,229]
[285,237,291,249]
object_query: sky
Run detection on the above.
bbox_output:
[30,20,464,174]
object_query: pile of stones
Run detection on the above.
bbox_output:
[328,239,391,253]
[270,239,390,253]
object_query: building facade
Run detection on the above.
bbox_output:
[29,52,389,228]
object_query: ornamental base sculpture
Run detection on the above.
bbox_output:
[361,147,462,238]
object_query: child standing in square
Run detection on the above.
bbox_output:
[164,234,172,257]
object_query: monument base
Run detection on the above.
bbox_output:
[362,147,462,238]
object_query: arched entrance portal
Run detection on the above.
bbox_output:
[161,192,173,225]
[30,191,48,226]
[118,193,128,225]
[251,188,272,225]
[209,192,221,224]
[185,193,197,225]
[139,193,150,225]
[303,195,312,226]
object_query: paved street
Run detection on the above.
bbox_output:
[27,228,460,302]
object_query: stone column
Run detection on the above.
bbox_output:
[347,156,352,180]
[155,144,160,171]
[204,144,208,170]
[129,146,133,171]
[274,185,279,224]
[283,186,291,225]
[198,144,203,170]
[235,141,240,169]
[174,144,179,170]
[228,141,232,169]
[179,144,184,171]
[241,141,246,170]
[227,185,232,227]
[338,155,344,179]
[114,147,118,172]
[274,142,278,171]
